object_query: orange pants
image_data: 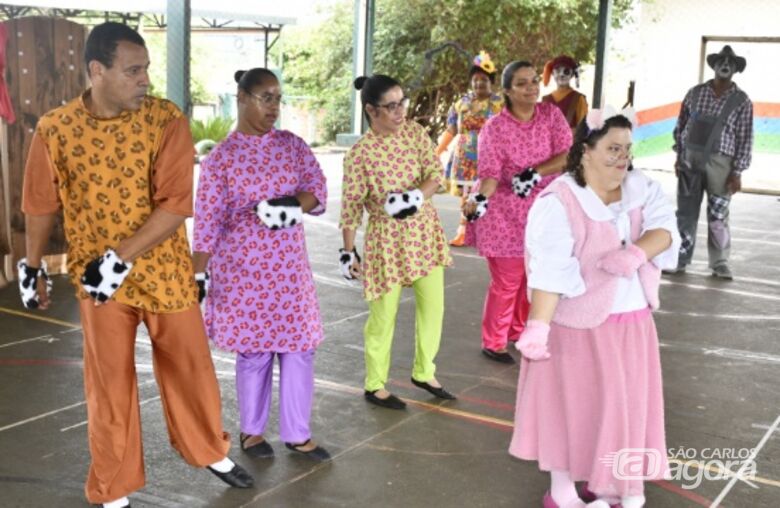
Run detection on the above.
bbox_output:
[79,299,230,503]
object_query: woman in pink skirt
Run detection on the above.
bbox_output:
[510,107,680,508]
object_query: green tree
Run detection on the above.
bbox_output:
[145,31,215,104]
[283,0,634,142]
[282,1,354,141]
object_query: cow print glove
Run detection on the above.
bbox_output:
[81,249,133,303]
[383,188,424,219]
[512,167,541,198]
[465,193,489,222]
[17,258,52,309]
[195,271,210,303]
[255,196,304,230]
[338,247,361,280]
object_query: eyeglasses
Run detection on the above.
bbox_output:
[246,91,284,106]
[374,97,410,113]
[605,145,633,165]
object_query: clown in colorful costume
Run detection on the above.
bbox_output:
[437,51,503,246]
[542,55,588,130]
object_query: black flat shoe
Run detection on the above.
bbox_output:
[284,439,332,462]
[481,348,515,364]
[364,389,407,410]
[411,378,457,400]
[240,432,274,458]
[207,463,254,488]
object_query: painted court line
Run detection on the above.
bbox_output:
[0,334,54,349]
[710,414,780,506]
[60,395,161,432]
[696,233,780,248]
[0,306,81,329]
[660,280,780,302]
[679,269,780,288]
[655,309,780,321]
[0,380,157,434]
[0,401,87,433]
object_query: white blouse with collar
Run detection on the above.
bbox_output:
[525,170,681,314]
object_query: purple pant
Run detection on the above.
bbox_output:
[235,350,315,444]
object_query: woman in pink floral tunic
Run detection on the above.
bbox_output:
[463,60,573,363]
[193,68,330,462]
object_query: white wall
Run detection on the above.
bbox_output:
[630,0,780,110]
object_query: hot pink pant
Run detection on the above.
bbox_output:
[482,257,530,351]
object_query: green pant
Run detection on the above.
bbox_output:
[364,267,444,392]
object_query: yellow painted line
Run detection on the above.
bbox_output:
[315,378,516,429]
[670,459,780,489]
[408,399,515,429]
[0,306,81,329]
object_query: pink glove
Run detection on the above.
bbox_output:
[514,320,551,361]
[596,243,647,278]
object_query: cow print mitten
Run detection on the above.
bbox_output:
[17,258,52,309]
[383,188,424,219]
[465,193,489,222]
[338,247,361,280]
[255,196,303,230]
[80,249,133,303]
[195,271,210,303]
[512,167,541,198]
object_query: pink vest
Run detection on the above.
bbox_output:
[539,179,661,329]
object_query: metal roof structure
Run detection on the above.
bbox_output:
[0,0,299,112]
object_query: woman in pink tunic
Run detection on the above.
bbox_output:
[463,60,572,363]
[193,68,330,462]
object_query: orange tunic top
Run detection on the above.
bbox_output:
[22,91,198,312]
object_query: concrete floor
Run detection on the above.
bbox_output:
[0,153,778,508]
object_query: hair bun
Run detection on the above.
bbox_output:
[354,76,368,90]
[234,70,246,83]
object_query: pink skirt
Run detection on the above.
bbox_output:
[509,308,668,498]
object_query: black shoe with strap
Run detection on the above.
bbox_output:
[364,389,407,410]
[411,378,456,400]
[481,348,515,364]
[284,439,332,462]
[207,462,255,488]
[240,432,274,458]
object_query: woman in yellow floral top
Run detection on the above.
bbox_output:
[339,74,454,409]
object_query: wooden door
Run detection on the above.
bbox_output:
[0,16,87,280]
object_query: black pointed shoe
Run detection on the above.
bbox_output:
[411,378,457,400]
[207,462,255,488]
[285,439,332,462]
[364,390,407,410]
[240,433,274,458]
[481,348,515,364]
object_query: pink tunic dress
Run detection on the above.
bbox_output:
[466,103,572,257]
[193,129,327,354]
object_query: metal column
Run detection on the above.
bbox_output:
[166,0,191,115]
[351,0,374,135]
[592,0,612,109]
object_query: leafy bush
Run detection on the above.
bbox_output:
[190,117,234,145]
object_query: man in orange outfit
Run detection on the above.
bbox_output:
[18,22,253,508]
